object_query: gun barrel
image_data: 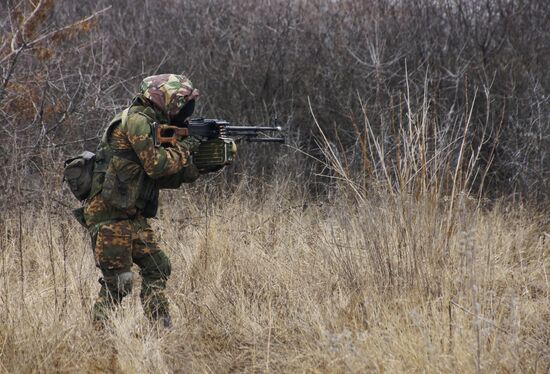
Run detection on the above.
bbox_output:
[225,126,282,132]
[247,137,285,143]
[185,119,284,141]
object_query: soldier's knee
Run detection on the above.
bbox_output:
[140,251,171,280]
[103,270,134,297]
[116,271,134,295]
[159,253,172,278]
[152,251,171,279]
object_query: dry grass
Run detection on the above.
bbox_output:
[1,1,549,372]
[0,184,548,373]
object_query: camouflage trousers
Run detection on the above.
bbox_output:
[89,216,171,324]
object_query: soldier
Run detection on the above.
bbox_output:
[83,74,202,328]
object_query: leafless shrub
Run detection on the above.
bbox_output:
[1,0,549,205]
[1,2,549,371]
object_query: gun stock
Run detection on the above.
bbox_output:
[153,124,189,147]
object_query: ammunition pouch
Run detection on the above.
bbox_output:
[193,138,237,173]
[138,182,159,218]
[101,155,144,211]
[94,151,157,217]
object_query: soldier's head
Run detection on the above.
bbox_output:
[139,74,199,124]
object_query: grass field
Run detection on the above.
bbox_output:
[1,0,549,372]
[1,184,548,373]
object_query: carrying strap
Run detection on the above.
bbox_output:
[102,108,130,144]
[88,108,138,200]
[122,107,129,129]
[102,107,142,163]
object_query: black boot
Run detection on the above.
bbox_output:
[162,314,173,329]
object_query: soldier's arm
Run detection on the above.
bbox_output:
[126,113,190,179]
[155,163,200,189]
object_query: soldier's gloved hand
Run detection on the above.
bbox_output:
[181,163,200,182]
[177,136,201,154]
[198,165,224,174]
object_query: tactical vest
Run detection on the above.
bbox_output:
[89,107,159,218]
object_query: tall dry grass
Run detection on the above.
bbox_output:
[0,62,548,373]
[0,182,548,372]
[1,1,549,372]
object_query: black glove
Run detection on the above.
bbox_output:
[178,136,201,154]
[198,164,225,174]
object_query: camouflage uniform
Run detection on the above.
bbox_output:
[84,74,200,326]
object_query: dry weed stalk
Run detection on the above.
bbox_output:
[0,0,549,372]
[0,188,548,372]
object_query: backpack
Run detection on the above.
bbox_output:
[63,108,134,203]
[63,151,96,201]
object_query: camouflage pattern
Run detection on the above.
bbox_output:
[84,74,201,326]
[84,103,194,225]
[123,112,190,177]
[140,74,199,118]
[94,220,134,270]
[84,194,128,226]
[111,105,191,179]
[91,216,172,324]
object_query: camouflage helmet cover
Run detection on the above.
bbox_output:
[140,74,199,117]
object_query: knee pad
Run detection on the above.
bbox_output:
[103,271,133,297]
[140,252,171,280]
[116,271,134,295]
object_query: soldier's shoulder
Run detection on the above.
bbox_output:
[126,111,153,136]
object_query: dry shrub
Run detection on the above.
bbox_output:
[0,185,550,372]
[1,0,549,204]
[0,184,549,372]
[0,1,549,372]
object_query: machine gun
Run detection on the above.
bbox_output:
[152,118,285,172]
[153,118,284,146]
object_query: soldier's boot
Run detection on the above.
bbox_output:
[92,270,133,328]
[136,251,172,328]
[161,314,173,329]
[140,286,172,329]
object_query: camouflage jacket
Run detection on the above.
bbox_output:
[83,96,199,226]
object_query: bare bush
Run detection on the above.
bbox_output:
[1,0,549,205]
[1,1,549,371]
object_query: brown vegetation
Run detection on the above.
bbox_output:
[0,0,549,372]
[1,186,549,372]
[1,0,549,202]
